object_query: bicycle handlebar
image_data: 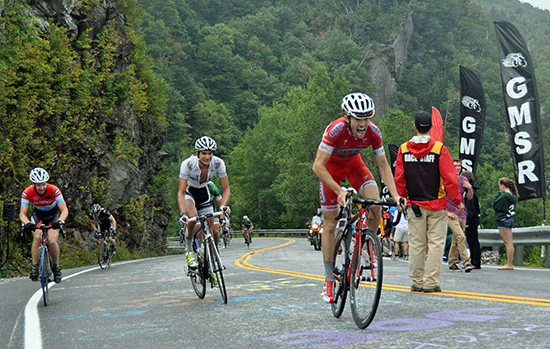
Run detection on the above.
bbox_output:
[335,188,407,221]
[22,223,66,238]
[186,211,225,223]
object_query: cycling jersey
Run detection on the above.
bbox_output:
[318,117,386,211]
[89,209,113,232]
[242,219,253,229]
[179,155,227,188]
[21,184,64,212]
[318,117,385,161]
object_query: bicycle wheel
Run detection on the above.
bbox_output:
[223,233,228,248]
[98,242,109,269]
[331,228,349,318]
[350,229,383,329]
[208,239,227,304]
[190,243,206,299]
[40,247,50,306]
[105,243,112,268]
[245,233,250,248]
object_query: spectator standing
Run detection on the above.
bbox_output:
[492,177,518,270]
[388,204,408,261]
[462,170,481,269]
[447,159,474,273]
[395,111,464,293]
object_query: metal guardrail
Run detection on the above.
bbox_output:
[168,226,550,267]
[478,226,550,268]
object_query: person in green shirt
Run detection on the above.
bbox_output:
[492,177,518,270]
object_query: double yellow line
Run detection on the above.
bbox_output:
[235,238,550,307]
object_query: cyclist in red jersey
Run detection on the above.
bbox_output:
[312,92,402,303]
[20,167,68,283]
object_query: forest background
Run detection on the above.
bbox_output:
[1,0,549,269]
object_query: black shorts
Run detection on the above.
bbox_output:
[31,207,60,227]
[186,186,213,209]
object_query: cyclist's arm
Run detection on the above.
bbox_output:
[91,221,98,231]
[177,177,188,215]
[58,201,69,222]
[312,149,347,206]
[109,215,117,231]
[375,153,401,205]
[19,204,31,225]
[219,175,230,208]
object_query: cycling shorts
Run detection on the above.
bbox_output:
[319,154,376,211]
[185,186,214,215]
[30,207,60,227]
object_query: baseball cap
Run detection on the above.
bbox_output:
[414,111,432,130]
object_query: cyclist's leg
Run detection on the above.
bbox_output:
[47,228,60,264]
[207,216,219,245]
[31,229,42,265]
[184,197,199,250]
[358,182,381,233]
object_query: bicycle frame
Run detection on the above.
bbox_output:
[331,188,406,328]
[35,224,64,306]
[186,211,228,303]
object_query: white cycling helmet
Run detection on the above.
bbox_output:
[91,204,102,216]
[341,93,375,119]
[29,167,50,183]
[195,136,217,151]
[243,215,248,220]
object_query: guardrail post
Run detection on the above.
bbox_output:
[546,245,550,268]
[514,246,524,266]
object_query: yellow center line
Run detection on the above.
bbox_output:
[234,238,550,307]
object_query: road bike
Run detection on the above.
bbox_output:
[331,188,405,329]
[221,215,232,248]
[243,228,252,248]
[24,223,65,306]
[185,211,228,304]
[94,231,115,269]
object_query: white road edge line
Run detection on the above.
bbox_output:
[24,260,143,349]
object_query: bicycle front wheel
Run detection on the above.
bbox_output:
[331,228,349,318]
[98,242,109,269]
[40,247,51,306]
[190,245,206,299]
[350,229,383,329]
[209,239,227,304]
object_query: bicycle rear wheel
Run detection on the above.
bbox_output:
[350,229,383,329]
[40,247,51,306]
[209,239,227,304]
[98,242,109,269]
[331,228,349,318]
[223,233,229,248]
[190,244,206,299]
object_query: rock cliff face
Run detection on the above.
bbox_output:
[23,0,168,251]
[370,11,413,119]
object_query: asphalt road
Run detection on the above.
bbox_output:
[1,237,549,349]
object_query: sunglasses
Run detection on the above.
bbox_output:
[350,110,374,119]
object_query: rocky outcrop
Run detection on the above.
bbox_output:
[22,0,168,251]
[369,11,414,119]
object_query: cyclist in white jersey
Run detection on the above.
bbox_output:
[178,136,231,268]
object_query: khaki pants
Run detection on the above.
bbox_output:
[407,206,447,289]
[448,217,472,267]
